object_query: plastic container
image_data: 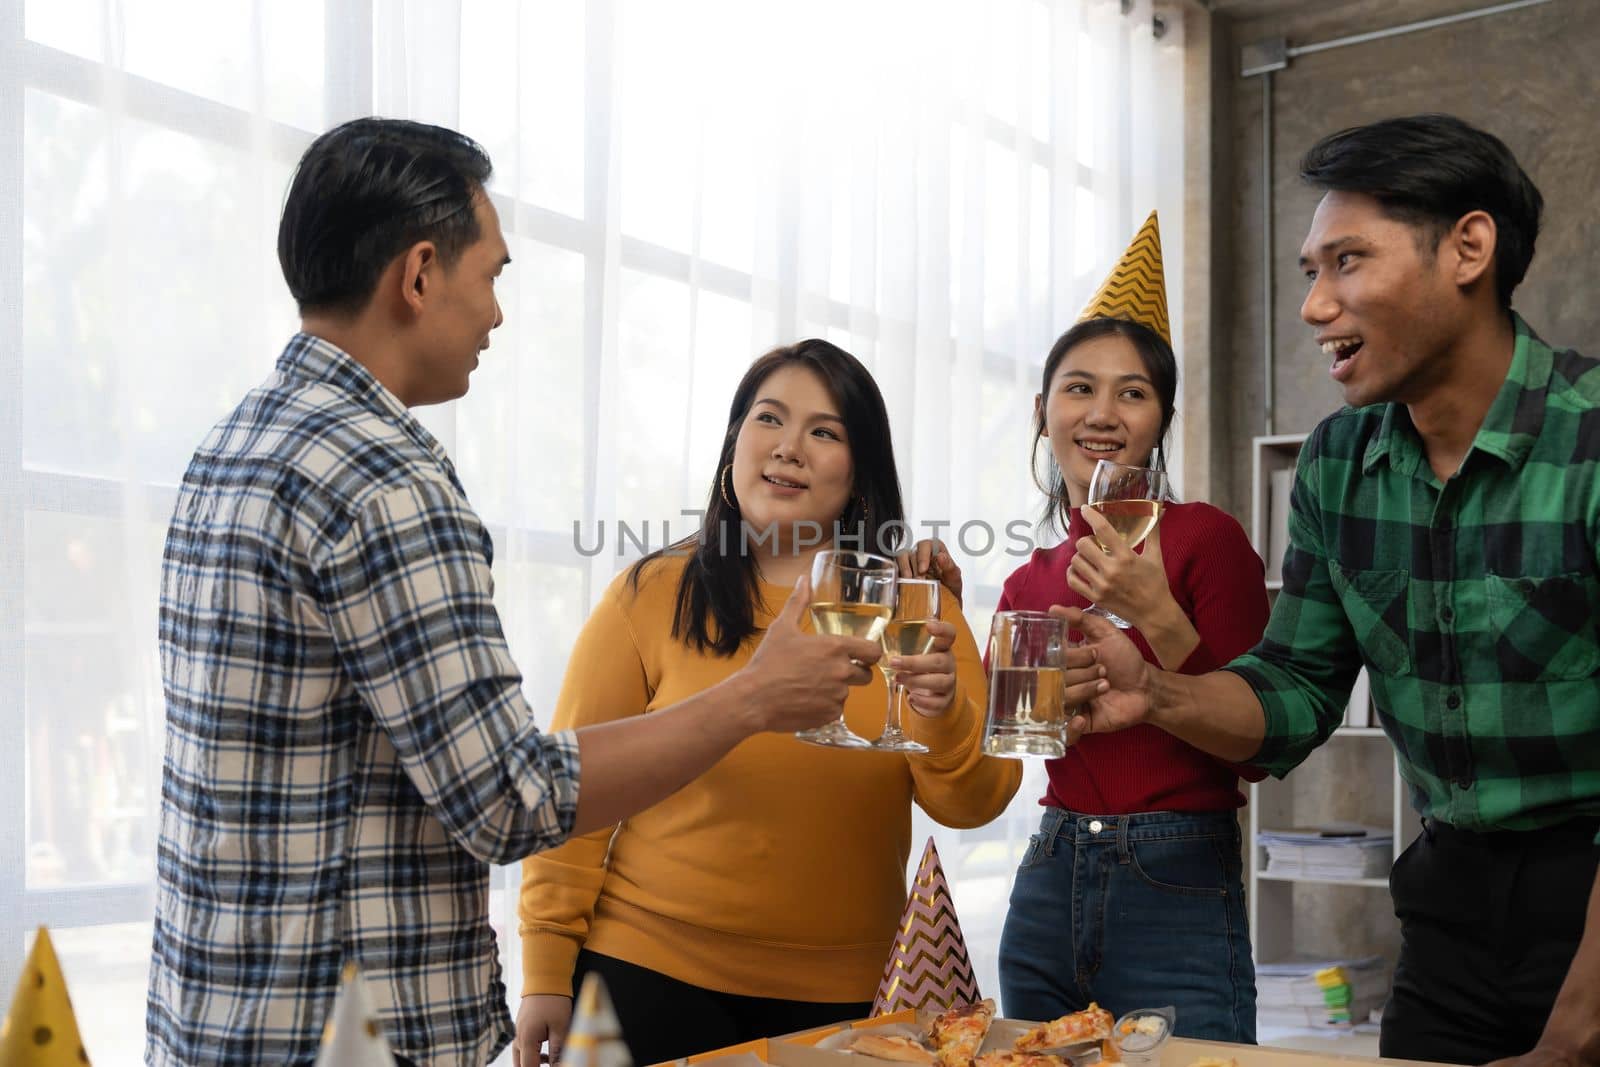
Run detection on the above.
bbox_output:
[1110,1006,1175,1064]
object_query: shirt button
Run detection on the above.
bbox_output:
[1456,777,1473,790]
[1440,606,1454,625]
[1089,819,1104,834]
[1446,692,1461,709]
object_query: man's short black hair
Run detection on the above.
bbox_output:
[278,117,494,316]
[1299,114,1543,308]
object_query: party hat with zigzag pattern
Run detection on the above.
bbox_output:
[871,838,982,1015]
[1080,209,1170,344]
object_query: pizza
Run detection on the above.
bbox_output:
[928,998,996,1067]
[973,1053,1069,1067]
[1012,1003,1113,1051]
[852,1033,935,1064]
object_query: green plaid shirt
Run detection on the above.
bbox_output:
[1228,314,1600,836]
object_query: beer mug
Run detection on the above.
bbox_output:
[982,610,1070,758]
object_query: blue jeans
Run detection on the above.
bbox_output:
[997,808,1256,1042]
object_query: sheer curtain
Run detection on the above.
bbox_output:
[3,0,1186,1060]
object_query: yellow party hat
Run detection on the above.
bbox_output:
[0,928,92,1067]
[557,972,632,1067]
[314,964,396,1067]
[870,837,981,1016]
[1079,209,1170,345]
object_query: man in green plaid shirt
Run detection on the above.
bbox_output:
[1059,115,1599,1065]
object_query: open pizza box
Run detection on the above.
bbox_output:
[667,1009,1452,1067]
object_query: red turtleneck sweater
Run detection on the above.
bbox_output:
[997,501,1271,813]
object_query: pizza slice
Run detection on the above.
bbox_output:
[852,1033,935,1065]
[1012,1002,1113,1051]
[928,998,996,1067]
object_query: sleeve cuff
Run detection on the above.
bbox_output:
[520,930,583,998]
[1218,660,1312,778]
[908,688,981,756]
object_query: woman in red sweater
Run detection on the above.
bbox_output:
[990,254,1269,1038]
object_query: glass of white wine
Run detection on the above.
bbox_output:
[982,610,1070,758]
[870,578,940,753]
[1082,458,1169,629]
[796,549,898,749]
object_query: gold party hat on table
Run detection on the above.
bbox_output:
[558,972,632,1067]
[0,928,92,1066]
[871,837,982,1015]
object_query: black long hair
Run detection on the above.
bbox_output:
[631,339,907,656]
[1030,317,1178,534]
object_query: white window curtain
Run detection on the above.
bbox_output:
[3,0,1186,1060]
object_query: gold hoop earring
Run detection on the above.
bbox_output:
[720,464,737,510]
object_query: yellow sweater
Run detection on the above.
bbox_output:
[519,556,1020,1002]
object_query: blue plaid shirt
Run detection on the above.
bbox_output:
[147,334,581,1066]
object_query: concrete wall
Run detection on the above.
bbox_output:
[1184,0,1600,985]
[1197,0,1600,519]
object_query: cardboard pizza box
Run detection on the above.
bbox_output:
[654,1010,919,1066]
[672,1013,1454,1067]
[1157,1038,1449,1067]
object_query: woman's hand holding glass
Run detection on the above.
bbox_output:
[1068,506,1172,627]
[1080,459,1169,628]
[871,608,958,754]
[870,578,942,753]
[891,618,959,718]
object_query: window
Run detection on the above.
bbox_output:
[3,1,1185,1059]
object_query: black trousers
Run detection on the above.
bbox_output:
[1380,817,1599,1064]
[572,950,873,1064]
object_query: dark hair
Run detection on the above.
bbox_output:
[1030,317,1178,534]
[631,339,907,656]
[278,117,494,316]
[1299,114,1543,308]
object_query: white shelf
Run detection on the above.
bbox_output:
[1256,873,1389,888]
[1247,432,1415,1039]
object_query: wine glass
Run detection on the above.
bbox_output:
[1082,459,1168,629]
[982,610,1070,758]
[870,578,940,753]
[796,549,898,748]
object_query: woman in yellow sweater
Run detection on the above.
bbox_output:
[513,339,1019,1064]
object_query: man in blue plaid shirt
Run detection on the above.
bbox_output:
[146,118,883,1067]
[1058,116,1600,1065]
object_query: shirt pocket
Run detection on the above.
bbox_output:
[1327,565,1412,677]
[1485,573,1600,682]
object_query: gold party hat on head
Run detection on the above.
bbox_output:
[313,964,396,1067]
[870,837,982,1016]
[0,928,92,1067]
[557,972,632,1067]
[1079,209,1170,345]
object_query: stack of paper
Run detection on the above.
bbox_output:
[1257,955,1390,1028]
[1259,825,1393,880]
